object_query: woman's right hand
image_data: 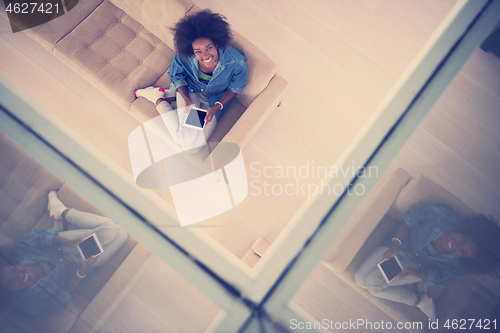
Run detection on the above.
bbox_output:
[383,244,398,261]
[183,98,194,115]
[79,255,97,276]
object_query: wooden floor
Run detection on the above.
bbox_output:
[2,0,500,331]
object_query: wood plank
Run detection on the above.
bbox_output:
[311,264,400,327]
[343,51,396,95]
[291,276,343,322]
[196,211,261,259]
[242,142,303,223]
[360,0,383,10]
[407,126,499,208]
[225,194,278,238]
[280,86,349,145]
[434,89,500,150]
[288,0,411,78]
[376,0,436,45]
[190,0,224,12]
[134,256,219,330]
[393,131,499,221]
[254,0,295,22]
[420,105,472,154]
[99,295,175,333]
[265,220,287,243]
[461,49,500,99]
[465,87,500,143]
[266,104,342,166]
[218,0,366,100]
[282,7,356,67]
[443,72,477,105]
[397,0,454,28]
[460,137,500,187]
[355,86,384,115]
[326,0,423,61]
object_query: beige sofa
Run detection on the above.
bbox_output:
[1,0,286,164]
[322,168,500,332]
[0,132,151,333]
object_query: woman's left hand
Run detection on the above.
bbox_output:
[66,237,85,248]
[205,106,218,124]
[395,268,415,279]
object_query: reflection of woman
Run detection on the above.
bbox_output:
[354,205,500,321]
[135,9,247,152]
[0,191,127,317]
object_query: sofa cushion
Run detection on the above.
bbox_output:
[0,0,105,52]
[230,31,277,108]
[54,0,175,111]
[387,173,476,221]
[0,134,63,244]
[109,0,194,50]
[324,168,411,273]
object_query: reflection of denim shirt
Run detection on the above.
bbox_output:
[12,228,84,317]
[383,205,464,287]
[168,46,247,120]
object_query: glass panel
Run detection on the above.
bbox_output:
[290,43,500,332]
[0,132,221,332]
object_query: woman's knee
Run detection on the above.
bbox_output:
[363,274,386,295]
[95,220,119,242]
[354,270,367,289]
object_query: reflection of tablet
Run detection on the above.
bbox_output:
[78,234,104,260]
[184,107,207,130]
[377,256,403,284]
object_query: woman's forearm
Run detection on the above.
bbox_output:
[65,274,82,294]
[177,85,191,103]
[393,222,411,244]
[384,221,411,260]
[409,268,428,280]
[217,90,237,106]
[52,234,70,246]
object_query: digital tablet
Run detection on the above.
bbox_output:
[78,233,104,260]
[183,107,207,130]
[377,256,403,284]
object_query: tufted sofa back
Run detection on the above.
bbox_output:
[108,0,194,51]
[0,133,63,245]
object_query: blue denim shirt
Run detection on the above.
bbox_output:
[383,205,464,287]
[168,46,247,120]
[11,228,90,317]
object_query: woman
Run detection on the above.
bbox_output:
[354,205,500,322]
[0,191,127,317]
[135,9,247,152]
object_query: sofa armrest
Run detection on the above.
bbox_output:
[323,168,412,273]
[68,243,152,333]
[216,74,287,149]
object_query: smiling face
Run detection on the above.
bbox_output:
[0,265,29,290]
[192,37,219,70]
[437,232,478,257]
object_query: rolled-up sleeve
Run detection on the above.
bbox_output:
[168,53,188,90]
[13,228,56,248]
[227,56,247,94]
[15,264,76,317]
[402,205,456,229]
[425,267,462,287]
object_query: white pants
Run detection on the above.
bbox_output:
[58,209,127,266]
[354,247,422,306]
[157,91,218,153]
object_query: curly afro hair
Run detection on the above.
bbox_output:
[171,9,232,59]
[457,214,500,275]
